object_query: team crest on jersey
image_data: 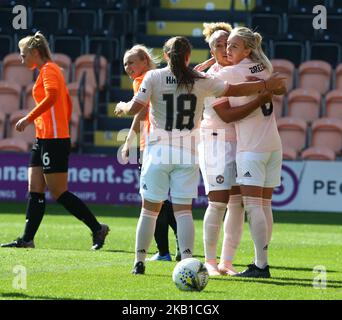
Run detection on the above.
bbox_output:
[216,175,224,184]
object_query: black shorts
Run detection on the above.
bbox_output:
[29,138,71,173]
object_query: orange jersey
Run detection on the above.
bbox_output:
[27,61,72,139]
[133,73,150,151]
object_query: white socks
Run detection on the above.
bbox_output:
[174,210,195,259]
[203,201,227,262]
[220,195,244,263]
[263,198,273,245]
[243,196,268,269]
[135,208,159,264]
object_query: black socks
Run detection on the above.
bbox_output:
[22,192,46,242]
[57,191,101,234]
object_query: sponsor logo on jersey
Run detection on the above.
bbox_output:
[216,175,224,184]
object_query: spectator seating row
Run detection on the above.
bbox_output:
[278,117,342,161]
[0,53,108,90]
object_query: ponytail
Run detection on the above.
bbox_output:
[163,36,205,93]
[18,31,52,60]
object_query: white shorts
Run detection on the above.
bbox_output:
[140,144,200,204]
[198,133,238,194]
[236,150,282,188]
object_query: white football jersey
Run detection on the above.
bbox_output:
[132,66,227,150]
[213,58,282,153]
[201,62,236,142]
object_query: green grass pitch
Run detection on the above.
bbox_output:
[0,202,341,300]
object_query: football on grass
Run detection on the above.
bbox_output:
[172,258,209,291]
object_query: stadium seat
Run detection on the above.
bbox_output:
[70,111,80,148]
[0,34,13,60]
[277,117,307,155]
[67,82,95,118]
[335,63,342,90]
[273,94,284,119]
[101,10,132,36]
[298,60,332,94]
[325,90,342,120]
[23,83,36,110]
[271,59,295,92]
[53,35,85,60]
[272,41,306,67]
[74,54,108,90]
[250,14,283,37]
[66,9,99,35]
[2,53,34,88]
[51,53,72,83]
[287,15,318,39]
[0,111,5,138]
[310,117,342,154]
[8,110,35,145]
[309,42,341,68]
[287,88,321,123]
[88,36,119,62]
[254,0,290,13]
[0,137,29,152]
[30,8,63,35]
[282,146,297,160]
[0,8,15,33]
[290,0,330,14]
[301,146,336,161]
[0,81,22,115]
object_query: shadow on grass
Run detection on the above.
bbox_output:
[2,202,342,226]
[0,292,83,300]
[211,276,342,289]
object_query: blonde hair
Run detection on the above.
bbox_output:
[202,22,233,43]
[124,44,159,70]
[18,31,52,60]
[230,27,273,74]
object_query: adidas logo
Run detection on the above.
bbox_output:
[142,184,148,190]
[137,249,146,254]
[182,248,192,255]
[243,171,252,177]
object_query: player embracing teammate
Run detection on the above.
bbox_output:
[115,35,285,275]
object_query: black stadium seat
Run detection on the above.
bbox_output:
[0,35,13,60]
[310,42,341,67]
[30,8,63,35]
[53,34,86,60]
[66,9,99,35]
[88,36,120,62]
[272,40,306,67]
[250,13,283,37]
